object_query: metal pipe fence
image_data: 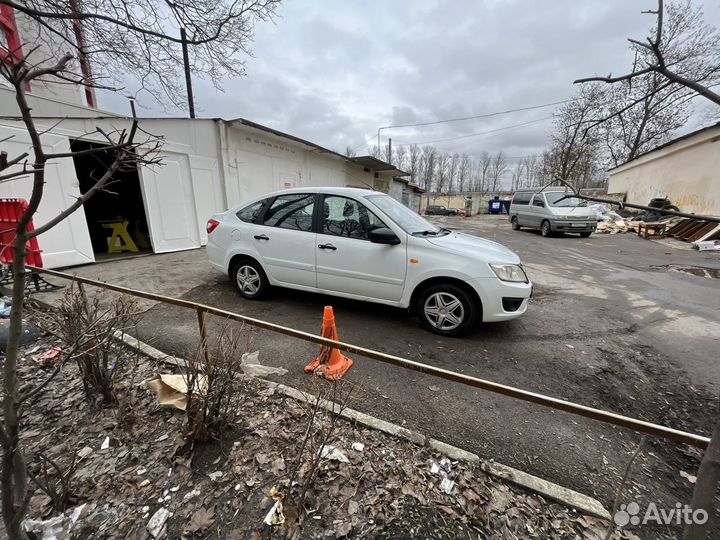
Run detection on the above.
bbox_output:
[30,265,710,450]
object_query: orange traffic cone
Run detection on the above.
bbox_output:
[304,306,353,380]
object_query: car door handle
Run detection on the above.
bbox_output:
[318,243,337,251]
[254,234,269,241]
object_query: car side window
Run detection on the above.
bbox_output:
[236,199,267,223]
[532,195,545,207]
[512,192,531,205]
[322,196,387,240]
[263,194,315,232]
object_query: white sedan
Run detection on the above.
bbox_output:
[206,187,532,336]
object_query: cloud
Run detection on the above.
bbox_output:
[96,0,720,158]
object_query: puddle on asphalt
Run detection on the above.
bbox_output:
[652,265,720,279]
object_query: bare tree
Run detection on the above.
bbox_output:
[540,85,606,188]
[0,0,279,535]
[394,143,407,171]
[420,145,437,191]
[511,160,524,191]
[4,0,281,110]
[446,153,459,193]
[521,155,538,187]
[488,151,507,192]
[575,0,720,107]
[407,144,421,185]
[478,151,492,193]
[457,154,471,192]
[435,152,450,194]
[344,146,356,158]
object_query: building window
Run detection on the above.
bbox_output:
[0,5,23,65]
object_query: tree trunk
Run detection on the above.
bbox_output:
[683,410,720,540]
[2,233,30,540]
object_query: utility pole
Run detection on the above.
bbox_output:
[180,27,195,118]
[387,138,392,165]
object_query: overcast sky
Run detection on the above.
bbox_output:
[100,0,720,163]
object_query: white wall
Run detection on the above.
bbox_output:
[0,117,224,266]
[222,123,376,208]
[608,126,720,216]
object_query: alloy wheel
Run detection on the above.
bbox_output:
[423,292,465,331]
[236,264,261,296]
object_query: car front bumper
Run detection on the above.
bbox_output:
[469,277,533,322]
[550,220,597,233]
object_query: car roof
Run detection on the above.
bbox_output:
[257,186,386,198]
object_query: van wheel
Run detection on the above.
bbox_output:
[541,220,552,237]
[579,232,592,238]
[511,216,521,230]
[418,284,477,337]
[231,259,269,299]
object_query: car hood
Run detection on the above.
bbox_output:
[549,207,597,218]
[426,232,521,264]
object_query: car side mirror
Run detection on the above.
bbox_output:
[368,227,400,245]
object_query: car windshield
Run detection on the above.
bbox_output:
[545,192,587,207]
[365,194,441,234]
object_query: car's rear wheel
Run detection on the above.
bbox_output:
[511,216,521,230]
[579,232,592,238]
[231,259,269,299]
[419,284,477,337]
[541,220,552,237]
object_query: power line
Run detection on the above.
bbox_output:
[377,99,570,131]
[393,116,554,146]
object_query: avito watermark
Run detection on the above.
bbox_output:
[614,502,708,527]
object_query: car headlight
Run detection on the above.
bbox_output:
[490,264,528,283]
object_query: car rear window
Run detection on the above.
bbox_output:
[512,192,532,205]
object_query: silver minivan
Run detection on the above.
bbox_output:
[509,189,597,237]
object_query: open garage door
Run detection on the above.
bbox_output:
[0,124,94,268]
[139,150,201,253]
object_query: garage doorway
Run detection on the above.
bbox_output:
[71,140,152,260]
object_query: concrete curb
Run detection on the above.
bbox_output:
[117,332,610,520]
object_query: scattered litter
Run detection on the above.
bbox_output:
[169,486,179,492]
[439,457,452,472]
[440,477,455,494]
[154,434,169,443]
[564,344,575,350]
[147,507,171,538]
[33,346,62,364]
[241,351,288,378]
[208,470,223,481]
[145,373,207,411]
[319,445,350,464]
[679,470,697,484]
[136,468,147,476]
[77,446,93,459]
[21,503,86,540]
[183,489,200,501]
[263,487,285,526]
[428,385,440,392]
[0,297,11,317]
[234,483,242,491]
[100,436,110,450]
[351,442,365,452]
[694,240,720,251]
[430,462,440,475]
[139,479,150,487]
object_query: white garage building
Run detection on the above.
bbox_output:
[0,91,410,268]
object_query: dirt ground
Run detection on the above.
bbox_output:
[34,214,720,538]
[13,326,643,540]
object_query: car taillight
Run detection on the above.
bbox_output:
[207,219,220,234]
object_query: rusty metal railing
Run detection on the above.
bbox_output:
[30,265,710,450]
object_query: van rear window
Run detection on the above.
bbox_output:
[512,192,532,205]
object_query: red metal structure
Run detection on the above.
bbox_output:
[0,198,43,267]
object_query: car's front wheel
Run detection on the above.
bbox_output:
[511,216,521,230]
[231,259,269,299]
[579,232,592,238]
[541,220,552,237]
[418,284,478,337]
